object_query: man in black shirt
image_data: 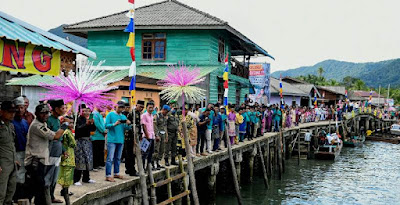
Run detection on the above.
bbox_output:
[125,100,144,176]
[196,109,211,156]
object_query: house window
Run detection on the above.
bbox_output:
[218,37,225,62]
[236,89,240,105]
[218,80,224,104]
[142,33,166,60]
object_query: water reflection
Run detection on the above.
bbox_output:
[216,142,400,205]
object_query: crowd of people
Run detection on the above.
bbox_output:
[0,95,398,205]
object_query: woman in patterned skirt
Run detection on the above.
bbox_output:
[58,124,76,205]
[73,105,96,185]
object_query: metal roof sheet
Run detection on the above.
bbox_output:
[270,77,309,96]
[0,11,96,59]
[318,86,346,95]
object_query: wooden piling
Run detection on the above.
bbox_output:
[181,121,199,205]
[147,163,157,205]
[277,130,283,180]
[133,111,149,205]
[249,147,256,182]
[265,142,271,178]
[297,133,300,165]
[282,136,286,173]
[224,125,243,204]
[274,137,279,178]
[178,155,190,205]
[328,120,331,133]
[257,142,269,189]
[165,168,173,205]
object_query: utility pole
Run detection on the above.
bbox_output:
[387,84,390,105]
[378,85,381,107]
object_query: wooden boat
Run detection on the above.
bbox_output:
[390,124,400,136]
[314,141,343,160]
[343,135,365,147]
[366,135,400,144]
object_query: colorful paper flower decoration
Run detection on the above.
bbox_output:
[39,61,122,112]
[158,63,206,103]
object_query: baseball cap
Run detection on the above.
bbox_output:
[13,97,25,106]
[117,101,126,107]
[162,105,171,111]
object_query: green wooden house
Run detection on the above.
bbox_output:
[64,0,273,105]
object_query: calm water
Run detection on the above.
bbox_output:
[216,141,400,205]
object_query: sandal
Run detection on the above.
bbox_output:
[105,177,115,182]
[114,175,124,179]
[52,199,63,203]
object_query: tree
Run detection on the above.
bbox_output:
[351,79,368,91]
[342,76,357,88]
[327,79,340,86]
[317,67,324,79]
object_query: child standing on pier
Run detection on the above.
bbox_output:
[238,108,246,142]
[228,105,237,145]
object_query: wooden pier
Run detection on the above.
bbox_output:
[59,115,395,205]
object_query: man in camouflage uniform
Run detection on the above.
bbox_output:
[165,103,179,166]
[153,105,170,170]
[0,101,17,205]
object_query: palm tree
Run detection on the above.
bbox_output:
[317,67,324,79]
[328,79,340,86]
[351,79,367,90]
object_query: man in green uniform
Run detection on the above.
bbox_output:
[0,101,17,205]
[153,105,170,170]
[165,103,179,166]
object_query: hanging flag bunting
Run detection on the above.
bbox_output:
[369,90,372,105]
[125,0,136,105]
[345,90,348,110]
[223,54,229,111]
[279,74,284,109]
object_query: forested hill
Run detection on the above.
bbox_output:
[272,58,400,87]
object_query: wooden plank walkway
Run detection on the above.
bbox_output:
[54,120,335,205]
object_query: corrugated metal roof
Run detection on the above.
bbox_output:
[0,11,96,59]
[64,0,273,59]
[318,86,346,95]
[292,84,321,97]
[352,90,381,98]
[6,65,220,86]
[270,77,308,96]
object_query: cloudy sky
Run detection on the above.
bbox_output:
[3,0,400,72]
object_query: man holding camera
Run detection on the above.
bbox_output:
[105,101,131,182]
[197,109,211,156]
